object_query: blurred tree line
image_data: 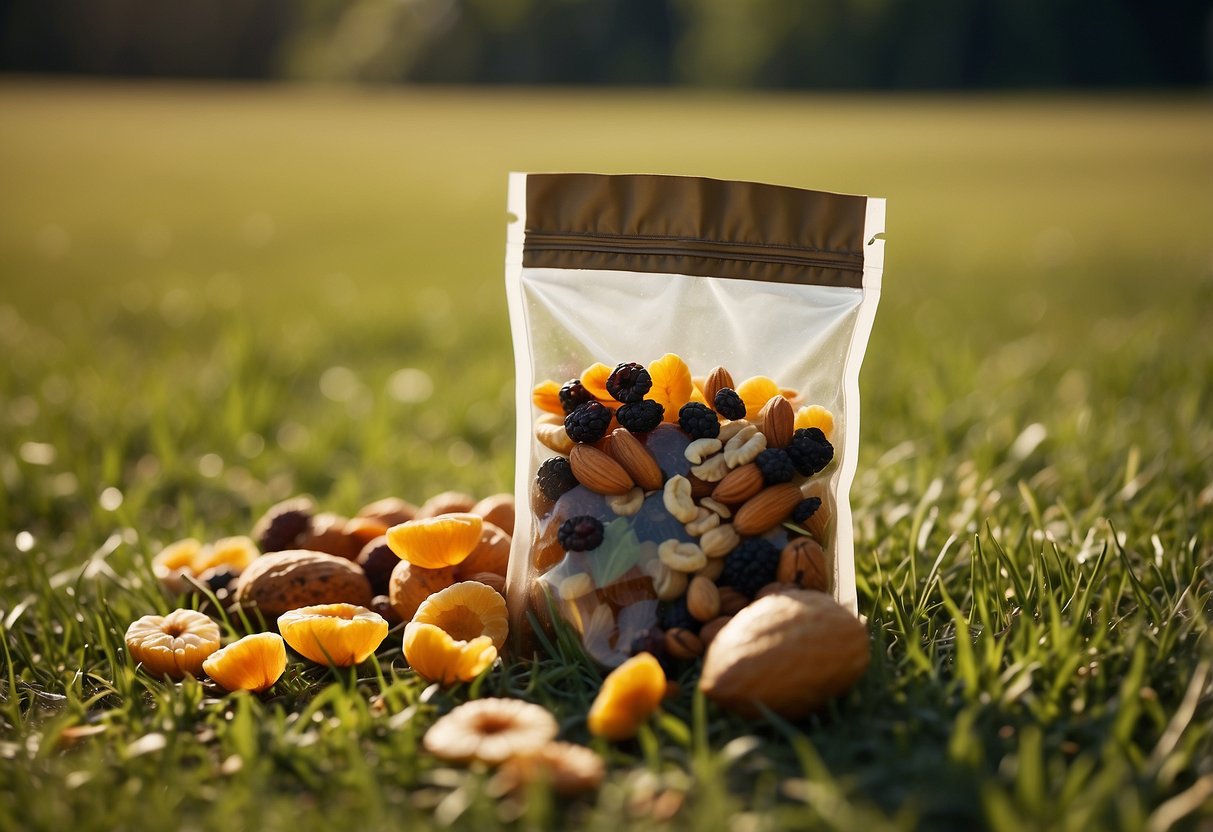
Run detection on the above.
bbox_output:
[2,0,1209,87]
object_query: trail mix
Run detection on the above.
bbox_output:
[528,353,838,668]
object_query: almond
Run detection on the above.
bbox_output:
[732,483,804,535]
[665,628,704,660]
[608,428,664,491]
[703,366,735,405]
[698,589,869,719]
[711,463,764,506]
[778,537,829,592]
[759,395,795,449]
[570,444,635,495]
[687,576,721,622]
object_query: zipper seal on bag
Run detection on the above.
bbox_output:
[524,231,863,275]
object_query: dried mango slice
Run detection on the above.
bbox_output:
[736,376,780,420]
[202,632,286,693]
[386,513,483,569]
[278,603,388,666]
[646,353,693,422]
[587,651,667,740]
[532,380,565,416]
[403,622,497,686]
[689,382,707,406]
[412,580,509,650]
[579,363,614,402]
[794,405,835,441]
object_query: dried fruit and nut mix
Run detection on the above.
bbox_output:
[504,173,886,668]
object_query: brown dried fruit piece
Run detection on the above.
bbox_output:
[356,496,418,526]
[456,521,511,578]
[470,493,516,536]
[297,512,363,561]
[252,496,316,553]
[388,560,457,622]
[699,589,869,719]
[415,491,477,519]
[232,550,373,621]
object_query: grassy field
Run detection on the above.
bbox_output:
[1,81,1211,831]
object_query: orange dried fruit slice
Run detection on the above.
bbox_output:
[152,538,206,593]
[794,405,835,441]
[125,609,221,680]
[402,622,497,686]
[587,652,668,740]
[202,632,287,693]
[532,380,565,416]
[736,376,781,420]
[194,535,259,576]
[278,603,389,666]
[412,580,509,649]
[386,513,483,569]
[579,362,614,402]
[647,353,693,422]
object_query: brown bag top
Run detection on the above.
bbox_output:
[522,173,869,288]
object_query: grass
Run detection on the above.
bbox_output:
[1,80,1211,831]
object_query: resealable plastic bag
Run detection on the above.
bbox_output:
[503,173,885,665]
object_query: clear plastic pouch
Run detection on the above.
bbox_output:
[503,173,885,666]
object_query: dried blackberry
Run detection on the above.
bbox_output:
[713,387,746,420]
[678,402,720,439]
[557,516,604,551]
[252,496,315,553]
[559,378,594,414]
[787,428,835,476]
[605,362,653,404]
[719,538,780,598]
[792,497,822,525]
[658,598,700,633]
[536,456,578,501]
[616,399,664,433]
[755,448,796,485]
[564,401,612,443]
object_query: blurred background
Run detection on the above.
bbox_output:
[2,0,1211,87]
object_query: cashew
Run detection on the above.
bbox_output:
[717,419,752,444]
[690,453,730,482]
[700,524,741,559]
[658,539,707,573]
[559,572,595,601]
[700,497,732,519]
[684,437,723,464]
[535,422,575,454]
[644,558,688,601]
[607,487,645,517]
[685,506,721,537]
[723,424,766,468]
[662,475,698,523]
